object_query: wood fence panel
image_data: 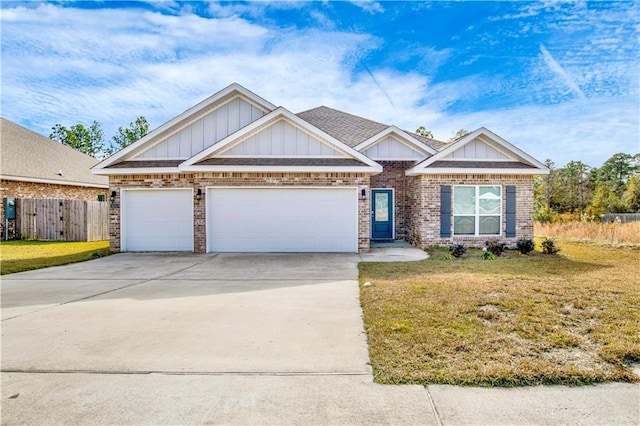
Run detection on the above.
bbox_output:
[15,198,108,241]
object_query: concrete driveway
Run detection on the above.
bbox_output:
[2,253,370,374]
[2,253,638,425]
[1,253,433,424]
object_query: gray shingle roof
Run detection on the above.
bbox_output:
[296,106,446,152]
[0,118,108,187]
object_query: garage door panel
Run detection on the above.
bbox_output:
[123,190,194,252]
[208,188,357,252]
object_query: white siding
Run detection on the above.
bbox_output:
[362,136,426,160]
[135,97,266,159]
[444,138,511,160]
[220,120,345,157]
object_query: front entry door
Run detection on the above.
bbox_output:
[371,189,393,240]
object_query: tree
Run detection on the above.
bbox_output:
[558,160,591,216]
[49,121,104,157]
[595,153,640,197]
[448,128,469,142]
[415,126,434,138]
[108,116,149,155]
[623,175,640,212]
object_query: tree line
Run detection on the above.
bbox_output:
[49,116,149,159]
[535,153,640,221]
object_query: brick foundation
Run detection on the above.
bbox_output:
[108,172,371,253]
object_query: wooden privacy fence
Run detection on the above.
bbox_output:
[16,198,108,241]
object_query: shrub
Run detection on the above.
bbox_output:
[541,237,560,255]
[484,240,506,257]
[449,244,466,258]
[516,238,535,255]
[481,249,496,260]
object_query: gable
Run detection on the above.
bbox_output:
[406,127,549,176]
[217,119,346,158]
[362,135,427,160]
[442,137,511,161]
[134,97,266,160]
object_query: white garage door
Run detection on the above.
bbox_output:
[122,189,194,251]
[207,188,358,252]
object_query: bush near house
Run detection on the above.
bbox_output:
[359,240,640,386]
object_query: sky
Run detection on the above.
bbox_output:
[1,1,639,168]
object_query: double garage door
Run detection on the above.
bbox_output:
[121,188,358,253]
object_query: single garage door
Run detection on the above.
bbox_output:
[207,187,358,252]
[122,189,194,251]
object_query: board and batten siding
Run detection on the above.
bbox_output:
[136,97,266,159]
[219,119,346,157]
[443,138,510,160]
[362,136,425,160]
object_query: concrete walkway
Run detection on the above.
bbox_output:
[1,253,638,425]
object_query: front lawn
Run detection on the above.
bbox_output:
[0,240,110,275]
[359,241,640,386]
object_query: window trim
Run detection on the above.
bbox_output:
[453,185,502,236]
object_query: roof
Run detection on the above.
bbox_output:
[429,161,536,169]
[296,106,447,152]
[0,118,108,188]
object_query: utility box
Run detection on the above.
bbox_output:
[5,197,16,220]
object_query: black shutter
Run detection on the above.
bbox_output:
[505,185,516,238]
[440,185,452,238]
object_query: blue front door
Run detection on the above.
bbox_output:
[371,189,393,240]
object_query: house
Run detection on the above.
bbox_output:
[1,118,109,236]
[92,83,548,253]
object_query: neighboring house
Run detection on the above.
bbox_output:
[0,118,109,234]
[92,83,548,254]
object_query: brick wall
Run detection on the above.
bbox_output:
[370,161,415,240]
[406,174,535,248]
[109,172,371,253]
[0,179,106,237]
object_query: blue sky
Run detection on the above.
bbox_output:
[1,1,638,167]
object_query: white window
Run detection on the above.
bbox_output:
[453,186,502,236]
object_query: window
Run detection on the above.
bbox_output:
[453,186,501,236]
[97,193,106,202]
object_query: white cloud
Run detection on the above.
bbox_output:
[1,2,637,168]
[539,44,586,100]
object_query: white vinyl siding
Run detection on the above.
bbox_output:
[444,138,511,160]
[362,135,426,160]
[453,185,502,236]
[121,189,193,251]
[135,97,266,159]
[219,119,345,157]
[207,188,358,252]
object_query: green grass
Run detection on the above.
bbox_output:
[359,241,640,386]
[0,240,111,275]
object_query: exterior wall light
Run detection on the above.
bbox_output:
[110,191,116,202]
[196,188,202,201]
[361,189,366,200]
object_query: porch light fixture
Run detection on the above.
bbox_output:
[110,191,116,202]
[361,189,366,200]
[196,188,202,201]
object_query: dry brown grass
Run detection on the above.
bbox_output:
[359,241,640,386]
[535,221,640,246]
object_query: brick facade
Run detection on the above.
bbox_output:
[370,161,415,240]
[406,174,535,248]
[108,172,371,253]
[0,179,106,237]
